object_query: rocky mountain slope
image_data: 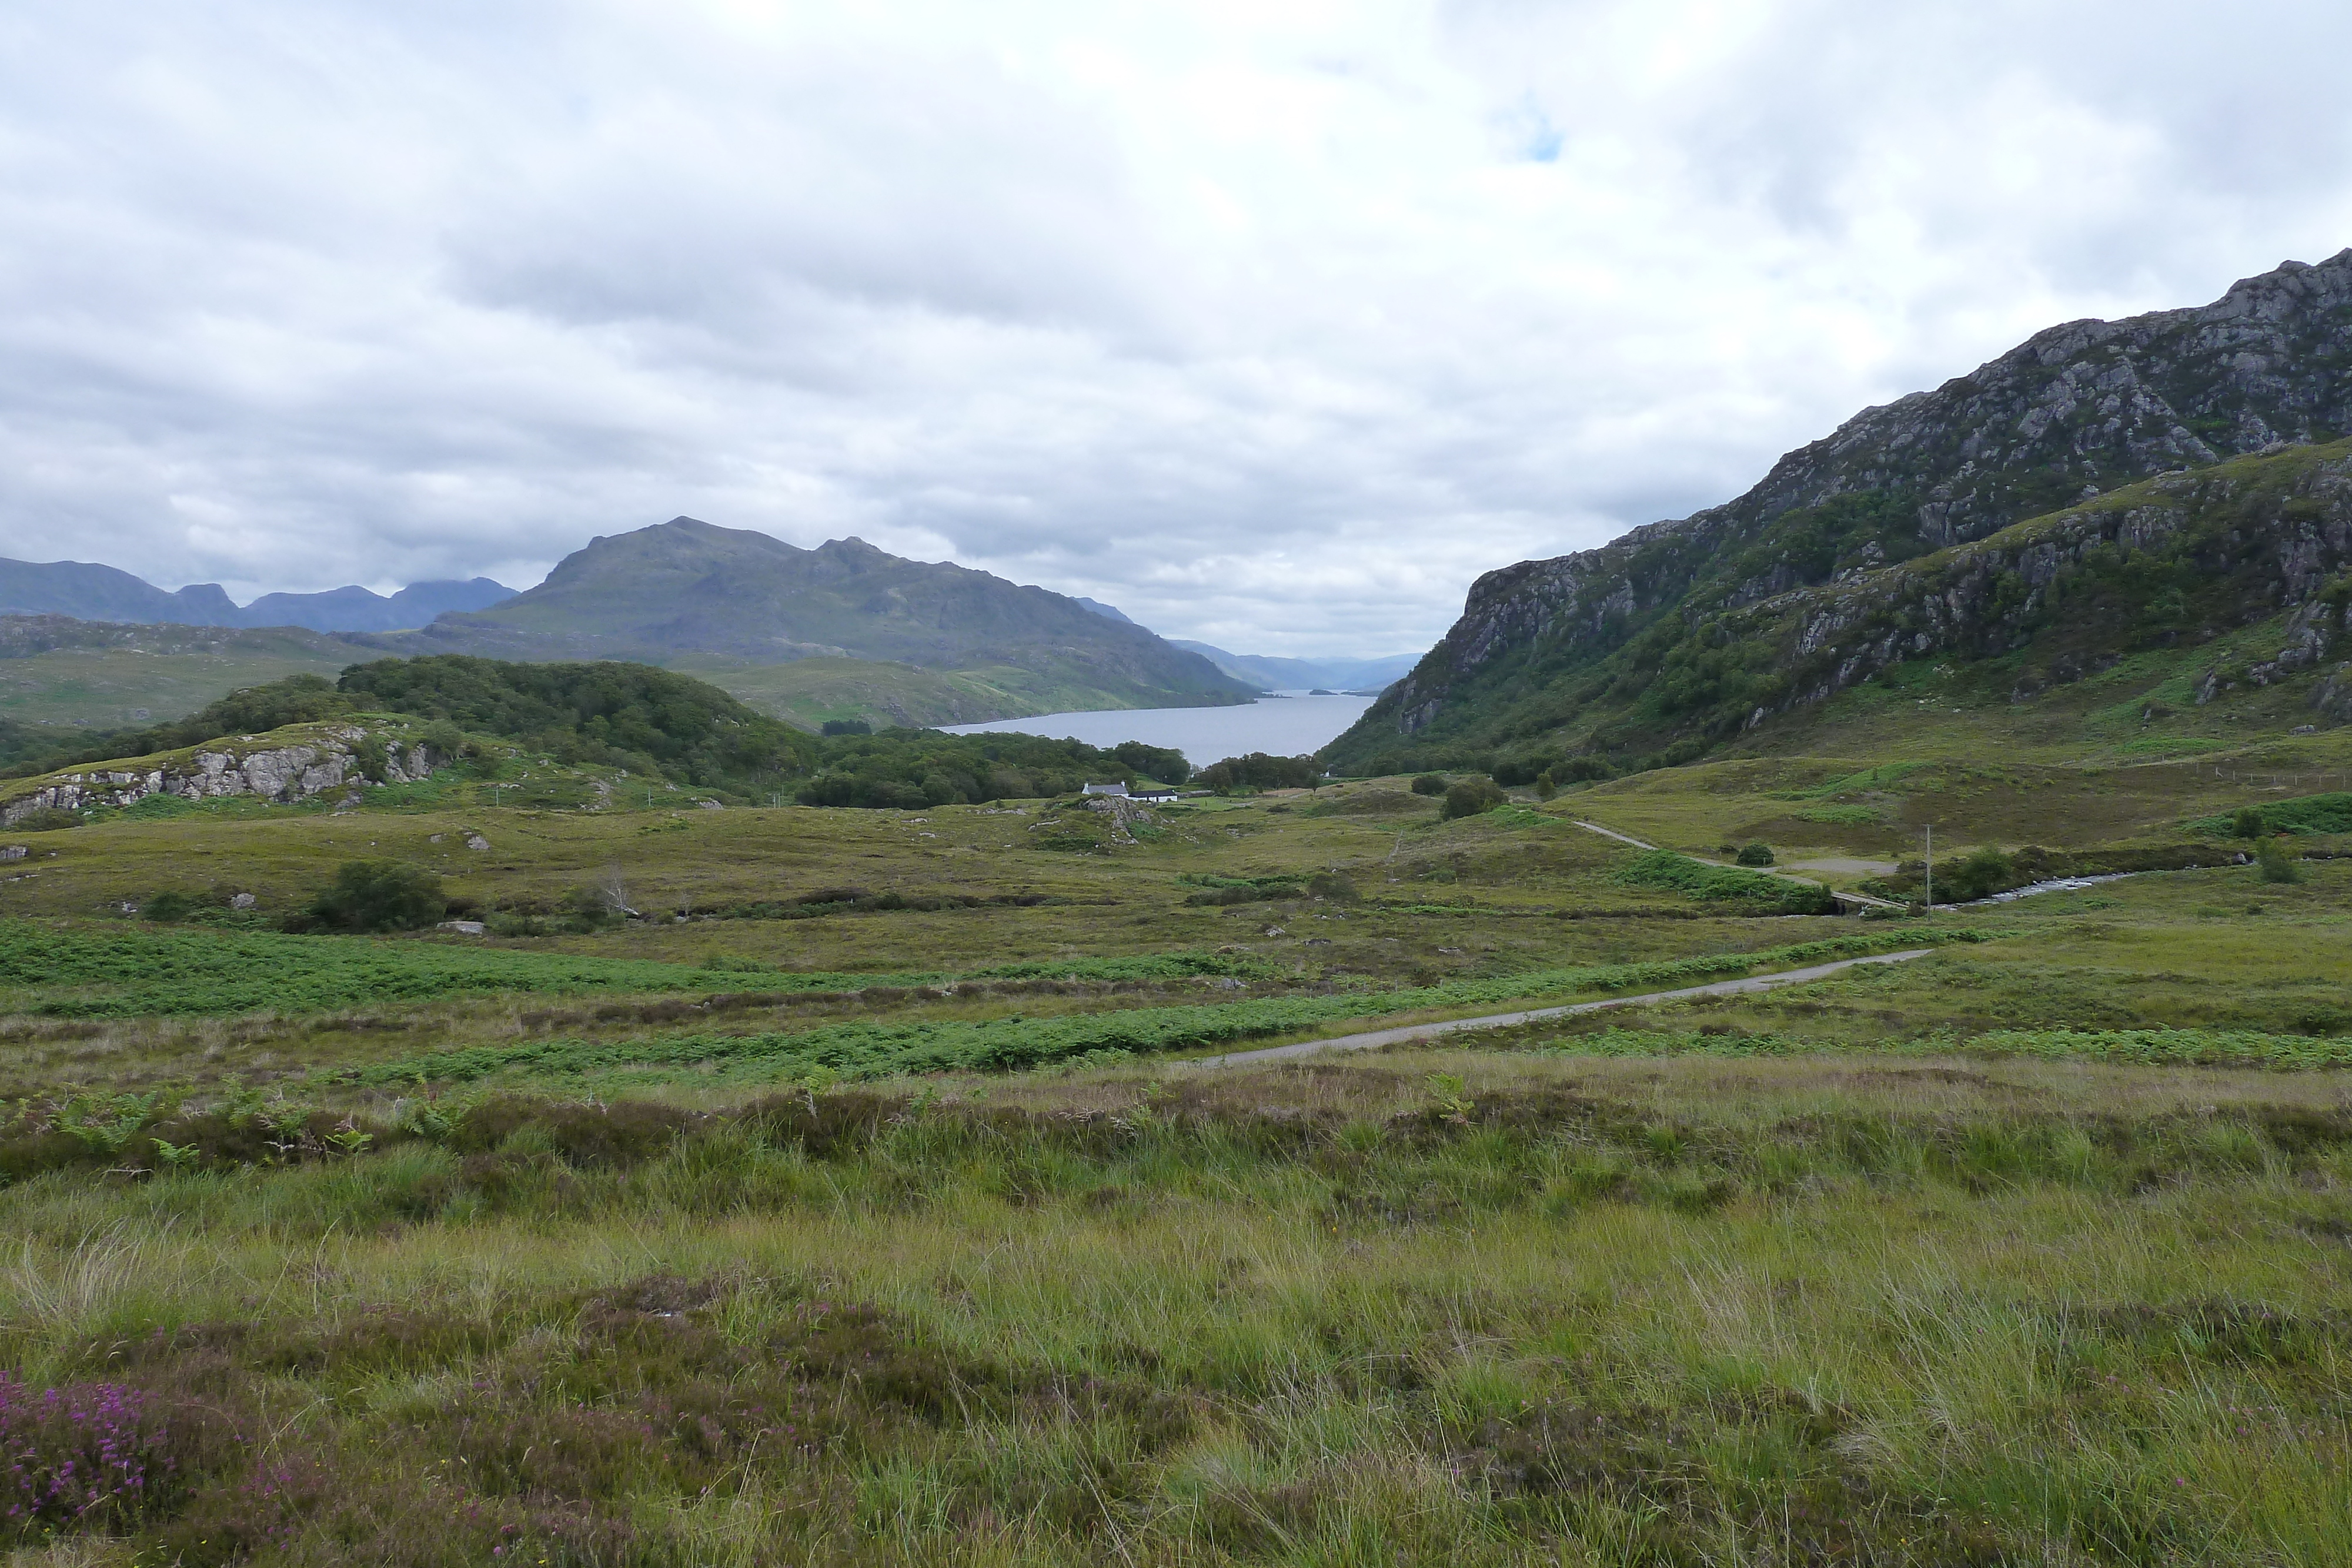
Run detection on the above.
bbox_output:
[1327,252,2352,774]
[400,517,1254,712]
[0,557,515,632]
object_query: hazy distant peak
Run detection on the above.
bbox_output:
[0,557,513,632]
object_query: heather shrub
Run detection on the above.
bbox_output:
[1306,871,1360,901]
[0,1373,181,1540]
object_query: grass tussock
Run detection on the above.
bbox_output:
[0,1066,2347,1564]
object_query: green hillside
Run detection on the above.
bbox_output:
[0,615,380,733]
[1,657,1198,829]
[687,655,1201,731]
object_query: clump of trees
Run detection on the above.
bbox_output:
[1197,753,1318,793]
[1409,774,1446,797]
[294,860,449,932]
[339,656,813,790]
[1935,846,2015,902]
[798,734,1187,809]
[1735,842,1776,867]
[1441,777,1508,819]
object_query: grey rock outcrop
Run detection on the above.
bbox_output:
[0,726,439,827]
[1747,452,2352,722]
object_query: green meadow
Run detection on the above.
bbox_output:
[2,747,2349,1566]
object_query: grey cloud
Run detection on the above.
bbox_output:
[1,2,2348,654]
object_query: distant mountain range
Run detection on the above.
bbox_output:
[0,558,516,633]
[1,521,1417,730]
[1161,640,1416,693]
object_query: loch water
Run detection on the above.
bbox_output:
[941,691,1377,765]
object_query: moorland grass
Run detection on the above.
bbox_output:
[0,919,1295,1019]
[329,931,1969,1091]
[4,758,2351,1565]
[0,1059,2345,1564]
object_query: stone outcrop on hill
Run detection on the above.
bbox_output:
[1329,252,2352,769]
[0,726,439,827]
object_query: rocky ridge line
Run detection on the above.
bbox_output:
[1362,251,2352,747]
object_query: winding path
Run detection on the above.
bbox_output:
[1188,948,1934,1068]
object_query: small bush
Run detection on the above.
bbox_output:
[1735,842,1775,867]
[143,890,203,923]
[1409,774,1447,796]
[1534,770,1557,800]
[419,718,470,760]
[2233,806,2266,839]
[2257,836,2304,885]
[302,860,449,933]
[1442,778,1508,820]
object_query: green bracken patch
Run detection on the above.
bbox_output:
[0,921,1278,1019]
[1614,848,1838,914]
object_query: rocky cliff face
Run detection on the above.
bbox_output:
[1337,252,2352,765]
[1,725,439,827]
[1749,251,2352,547]
[1728,446,2352,723]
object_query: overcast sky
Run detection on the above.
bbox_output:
[3,2,2349,656]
